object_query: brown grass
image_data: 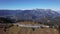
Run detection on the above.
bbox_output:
[5,25,58,34]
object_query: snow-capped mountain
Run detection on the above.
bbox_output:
[16,9,60,20]
[0,9,60,21]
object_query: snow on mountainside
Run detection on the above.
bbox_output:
[16,9,60,20]
[0,9,60,21]
[56,11,60,14]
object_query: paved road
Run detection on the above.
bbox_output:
[13,23,49,28]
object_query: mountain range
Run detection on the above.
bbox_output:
[0,9,60,25]
[0,9,60,19]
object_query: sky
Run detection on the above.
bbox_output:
[0,0,60,10]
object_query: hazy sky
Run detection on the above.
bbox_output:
[0,0,60,10]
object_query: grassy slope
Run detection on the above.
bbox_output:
[6,25,59,34]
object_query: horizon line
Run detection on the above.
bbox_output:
[0,8,60,11]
